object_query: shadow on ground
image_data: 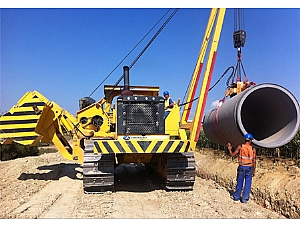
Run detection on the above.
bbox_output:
[113,163,165,192]
[18,163,82,181]
[18,162,169,193]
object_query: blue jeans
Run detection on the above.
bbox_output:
[233,165,254,202]
[164,111,170,119]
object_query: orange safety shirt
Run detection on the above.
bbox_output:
[238,144,254,166]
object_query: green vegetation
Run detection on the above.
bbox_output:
[197,129,300,159]
[1,129,299,161]
[196,130,227,151]
[38,147,58,156]
[0,141,59,161]
[0,143,39,161]
[258,130,300,159]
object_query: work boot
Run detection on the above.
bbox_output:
[231,196,240,203]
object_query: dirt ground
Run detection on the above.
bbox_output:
[0,148,297,219]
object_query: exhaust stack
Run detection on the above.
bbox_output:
[202,83,300,148]
[121,66,133,96]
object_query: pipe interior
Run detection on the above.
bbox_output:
[240,87,298,144]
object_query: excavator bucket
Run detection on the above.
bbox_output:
[0,91,50,146]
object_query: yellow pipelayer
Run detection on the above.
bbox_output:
[1,9,226,192]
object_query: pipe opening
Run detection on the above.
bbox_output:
[238,85,299,147]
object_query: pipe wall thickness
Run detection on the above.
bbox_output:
[202,83,300,148]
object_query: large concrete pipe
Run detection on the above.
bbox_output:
[202,83,300,148]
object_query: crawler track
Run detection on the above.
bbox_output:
[83,140,196,193]
[165,152,196,190]
[82,140,115,193]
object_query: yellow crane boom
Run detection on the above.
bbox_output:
[180,8,226,150]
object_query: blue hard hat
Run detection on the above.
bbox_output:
[163,91,169,96]
[244,133,254,140]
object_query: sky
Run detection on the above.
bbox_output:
[1,2,300,118]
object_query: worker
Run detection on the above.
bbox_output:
[163,91,174,118]
[227,133,256,203]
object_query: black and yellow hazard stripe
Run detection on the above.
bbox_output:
[0,91,49,145]
[94,140,191,154]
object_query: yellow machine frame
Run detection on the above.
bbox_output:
[0,8,226,192]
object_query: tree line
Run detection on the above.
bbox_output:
[1,129,299,161]
[197,129,300,159]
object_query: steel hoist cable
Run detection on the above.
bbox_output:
[234,8,245,32]
[232,8,248,83]
[180,9,247,109]
[178,66,234,107]
[89,8,178,98]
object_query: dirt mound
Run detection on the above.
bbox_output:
[196,148,300,218]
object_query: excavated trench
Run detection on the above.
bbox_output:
[195,148,300,218]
